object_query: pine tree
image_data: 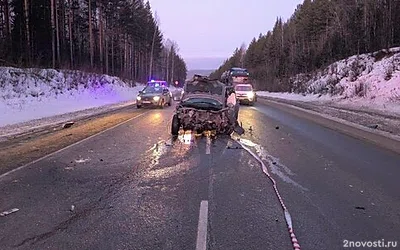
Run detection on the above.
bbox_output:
[0,0,186,83]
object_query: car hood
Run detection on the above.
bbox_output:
[181,93,224,103]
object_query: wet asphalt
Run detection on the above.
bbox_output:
[0,101,399,250]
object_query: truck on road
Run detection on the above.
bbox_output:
[220,67,250,85]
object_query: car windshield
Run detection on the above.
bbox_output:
[181,97,223,111]
[185,81,223,95]
[142,86,163,94]
[235,85,253,91]
[231,70,249,76]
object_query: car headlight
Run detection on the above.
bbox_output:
[153,96,160,101]
[136,96,141,100]
[247,92,255,98]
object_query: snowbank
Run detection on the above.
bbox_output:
[257,92,332,102]
[291,47,400,102]
[260,47,400,115]
[0,67,143,127]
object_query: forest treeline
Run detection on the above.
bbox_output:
[0,0,187,84]
[210,0,400,91]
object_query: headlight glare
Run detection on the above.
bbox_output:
[136,96,141,100]
[247,92,255,98]
[153,96,160,101]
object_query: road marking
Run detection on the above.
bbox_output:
[0,111,150,180]
[205,136,211,155]
[196,200,209,250]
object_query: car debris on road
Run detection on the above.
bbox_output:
[0,208,19,217]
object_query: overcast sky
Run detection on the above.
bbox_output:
[148,0,303,69]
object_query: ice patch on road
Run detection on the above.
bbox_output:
[238,138,307,191]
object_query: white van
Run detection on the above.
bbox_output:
[234,84,257,105]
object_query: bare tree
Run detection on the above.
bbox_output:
[105,16,109,74]
[148,12,160,80]
[99,2,104,71]
[88,0,94,68]
[23,0,30,63]
[4,0,10,44]
[51,0,56,68]
[55,0,60,66]
[68,0,73,68]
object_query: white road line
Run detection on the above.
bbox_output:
[205,136,211,155]
[0,112,150,180]
[196,200,209,250]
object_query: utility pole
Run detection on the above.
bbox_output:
[149,27,157,80]
[148,12,159,80]
[170,50,174,84]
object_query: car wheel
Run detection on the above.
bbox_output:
[171,114,180,136]
[137,104,142,109]
[168,98,172,106]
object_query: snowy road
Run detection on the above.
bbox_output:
[0,101,399,250]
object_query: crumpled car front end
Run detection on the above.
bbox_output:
[171,75,244,136]
[176,106,234,134]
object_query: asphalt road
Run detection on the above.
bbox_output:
[0,100,399,250]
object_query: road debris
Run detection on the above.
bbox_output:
[0,208,19,217]
[62,122,75,129]
[355,206,366,210]
[75,158,90,163]
[367,124,379,129]
[70,205,75,212]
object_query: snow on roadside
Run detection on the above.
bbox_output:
[257,91,400,116]
[257,91,332,102]
[259,47,400,116]
[0,67,144,128]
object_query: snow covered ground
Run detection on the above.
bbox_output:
[257,91,400,116]
[0,67,144,135]
[258,47,400,116]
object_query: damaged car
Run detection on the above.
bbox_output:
[171,75,244,136]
